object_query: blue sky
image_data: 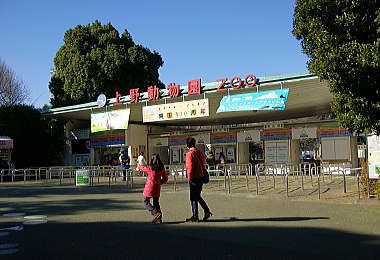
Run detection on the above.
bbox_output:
[0,0,308,108]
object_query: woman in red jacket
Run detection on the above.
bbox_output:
[185,137,212,222]
[138,154,168,224]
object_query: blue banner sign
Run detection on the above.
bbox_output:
[217,88,289,113]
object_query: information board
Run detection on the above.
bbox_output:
[76,170,90,186]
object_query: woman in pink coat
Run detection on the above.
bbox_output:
[137,154,168,224]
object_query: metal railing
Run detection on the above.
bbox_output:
[0,163,371,200]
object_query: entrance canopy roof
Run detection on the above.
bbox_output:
[43,72,332,126]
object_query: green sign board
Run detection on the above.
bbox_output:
[76,170,90,186]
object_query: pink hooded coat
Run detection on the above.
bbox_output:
[138,165,168,197]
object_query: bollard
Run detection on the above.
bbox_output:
[357,172,360,199]
[24,169,26,184]
[173,171,177,192]
[229,169,232,193]
[318,173,321,200]
[255,172,259,195]
[245,168,249,191]
[342,169,346,193]
[224,168,227,191]
[130,170,134,188]
[310,166,313,187]
[286,173,289,197]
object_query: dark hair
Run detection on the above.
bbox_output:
[149,153,164,171]
[139,152,144,156]
[186,137,196,148]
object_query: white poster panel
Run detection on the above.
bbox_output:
[368,135,380,179]
[265,142,277,163]
[292,127,317,139]
[276,141,289,163]
[237,130,260,143]
[171,148,180,164]
[91,109,130,133]
[142,99,209,122]
[194,134,210,144]
[151,138,168,147]
[369,164,380,179]
[265,141,289,164]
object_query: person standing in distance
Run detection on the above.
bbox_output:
[185,137,212,222]
[119,148,130,181]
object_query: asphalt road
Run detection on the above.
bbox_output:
[0,181,379,259]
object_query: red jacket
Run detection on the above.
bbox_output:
[186,148,205,181]
[138,165,168,197]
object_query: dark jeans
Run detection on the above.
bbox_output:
[143,197,161,215]
[189,179,210,218]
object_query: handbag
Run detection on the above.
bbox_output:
[194,151,209,184]
[202,167,209,184]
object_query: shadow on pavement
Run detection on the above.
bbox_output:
[0,183,145,199]
[165,216,330,224]
[0,220,377,259]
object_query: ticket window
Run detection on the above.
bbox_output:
[213,145,236,164]
[300,138,320,162]
[249,142,264,164]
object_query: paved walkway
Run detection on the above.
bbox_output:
[0,182,379,259]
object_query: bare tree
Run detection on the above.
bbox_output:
[0,58,29,106]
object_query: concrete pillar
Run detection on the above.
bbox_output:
[290,139,300,165]
[238,142,249,164]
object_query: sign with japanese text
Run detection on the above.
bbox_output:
[91,108,130,133]
[151,138,169,147]
[216,89,289,113]
[193,134,210,144]
[75,170,90,186]
[368,135,380,179]
[142,99,209,123]
[292,127,317,139]
[237,130,260,143]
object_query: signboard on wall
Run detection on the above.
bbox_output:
[90,129,125,148]
[318,126,352,138]
[91,108,130,133]
[151,138,168,147]
[368,135,380,179]
[292,127,317,139]
[217,88,289,113]
[169,136,189,146]
[237,130,260,143]
[142,99,209,122]
[211,133,237,144]
[194,134,210,144]
[261,129,292,141]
